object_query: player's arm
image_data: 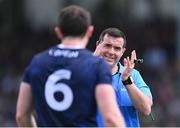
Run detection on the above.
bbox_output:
[95,84,125,127]
[16,81,37,127]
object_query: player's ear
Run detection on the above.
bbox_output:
[85,25,94,38]
[54,26,63,40]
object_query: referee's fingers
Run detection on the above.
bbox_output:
[131,50,137,62]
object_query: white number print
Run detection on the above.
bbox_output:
[45,69,73,111]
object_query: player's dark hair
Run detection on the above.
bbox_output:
[97,28,127,48]
[58,5,91,37]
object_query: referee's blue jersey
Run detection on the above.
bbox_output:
[97,63,153,127]
[23,44,112,127]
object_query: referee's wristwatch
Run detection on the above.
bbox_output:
[122,76,133,86]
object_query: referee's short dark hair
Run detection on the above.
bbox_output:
[97,28,127,48]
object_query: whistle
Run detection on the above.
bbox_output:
[134,59,143,63]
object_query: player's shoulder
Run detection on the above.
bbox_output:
[89,53,108,65]
[34,50,48,61]
[30,47,53,65]
[81,49,104,61]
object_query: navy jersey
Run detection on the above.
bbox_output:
[23,45,112,127]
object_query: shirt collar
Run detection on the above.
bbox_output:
[117,62,124,74]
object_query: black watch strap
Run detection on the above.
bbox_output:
[122,76,133,86]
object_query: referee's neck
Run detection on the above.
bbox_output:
[112,64,119,75]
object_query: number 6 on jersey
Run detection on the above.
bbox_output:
[45,69,73,111]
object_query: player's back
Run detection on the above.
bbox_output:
[23,45,112,127]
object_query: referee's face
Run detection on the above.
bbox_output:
[97,34,126,67]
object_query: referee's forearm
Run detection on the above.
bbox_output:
[125,83,152,115]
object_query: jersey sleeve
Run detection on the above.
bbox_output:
[96,58,112,85]
[132,70,153,100]
[22,65,32,85]
[22,56,37,85]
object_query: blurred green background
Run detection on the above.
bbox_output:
[1,0,180,126]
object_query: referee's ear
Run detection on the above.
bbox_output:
[54,26,63,40]
[96,40,100,47]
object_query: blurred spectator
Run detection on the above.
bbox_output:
[0,68,21,95]
[167,96,180,120]
[144,47,168,71]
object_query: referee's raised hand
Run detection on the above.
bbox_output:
[121,50,136,81]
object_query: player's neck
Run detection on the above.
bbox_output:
[61,36,88,48]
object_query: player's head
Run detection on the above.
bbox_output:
[55,5,93,39]
[95,28,126,67]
